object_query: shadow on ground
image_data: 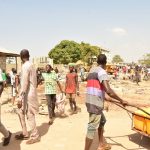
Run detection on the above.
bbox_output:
[128,133,150,150]
[89,132,150,150]
[0,122,50,150]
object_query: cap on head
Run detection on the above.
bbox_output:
[97,54,107,65]
[20,49,30,59]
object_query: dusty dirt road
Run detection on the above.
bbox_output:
[0,79,150,150]
[0,104,150,150]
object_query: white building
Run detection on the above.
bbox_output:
[32,56,53,68]
[100,48,112,63]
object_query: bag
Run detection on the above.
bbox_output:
[56,93,66,114]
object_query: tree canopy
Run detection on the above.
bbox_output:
[48,40,101,64]
[48,40,81,64]
[112,55,123,64]
[80,42,100,63]
[140,53,150,66]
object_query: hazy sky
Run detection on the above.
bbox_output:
[0,0,150,62]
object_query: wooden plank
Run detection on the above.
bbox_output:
[132,127,150,137]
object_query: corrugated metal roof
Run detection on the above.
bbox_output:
[0,48,20,57]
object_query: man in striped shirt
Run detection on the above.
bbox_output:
[84,54,127,150]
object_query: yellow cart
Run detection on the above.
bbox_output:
[132,108,150,137]
[107,99,150,137]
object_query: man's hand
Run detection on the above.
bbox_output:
[17,101,22,109]
[15,90,18,94]
[121,100,128,107]
[77,91,80,96]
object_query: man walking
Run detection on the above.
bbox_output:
[15,49,40,144]
[41,64,63,125]
[135,65,140,85]
[84,54,127,150]
[0,69,12,146]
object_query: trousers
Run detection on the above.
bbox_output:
[0,83,9,137]
[46,94,56,118]
[17,105,40,139]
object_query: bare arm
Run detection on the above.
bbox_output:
[102,80,124,103]
[75,74,79,95]
[20,67,29,95]
[64,76,67,93]
[57,81,63,93]
[75,74,79,91]
[37,74,44,87]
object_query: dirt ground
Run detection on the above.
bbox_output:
[0,78,150,150]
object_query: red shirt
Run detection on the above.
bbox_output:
[65,73,77,94]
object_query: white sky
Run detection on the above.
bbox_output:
[0,0,150,62]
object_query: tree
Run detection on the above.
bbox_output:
[112,55,123,64]
[80,42,101,64]
[49,40,81,64]
[139,53,150,66]
[48,40,102,64]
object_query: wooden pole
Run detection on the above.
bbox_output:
[15,57,18,73]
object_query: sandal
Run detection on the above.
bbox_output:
[26,137,40,144]
[15,134,29,140]
[97,143,111,150]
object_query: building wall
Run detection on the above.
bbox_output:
[6,57,21,73]
[101,50,112,63]
[0,57,6,71]
[32,57,53,69]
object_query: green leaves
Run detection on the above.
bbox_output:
[140,53,150,66]
[48,40,101,64]
[112,55,123,64]
[49,40,81,64]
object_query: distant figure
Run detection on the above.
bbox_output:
[10,68,15,97]
[16,49,40,144]
[36,68,42,86]
[135,65,140,85]
[1,70,7,87]
[130,68,134,81]
[0,68,12,146]
[11,69,17,106]
[74,68,78,73]
[143,68,149,81]
[80,66,85,81]
[113,68,118,80]
[54,67,61,80]
[65,66,79,114]
[122,66,127,74]
[15,74,20,97]
[54,67,59,73]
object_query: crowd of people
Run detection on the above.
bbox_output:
[0,50,149,149]
[110,64,150,85]
[0,49,80,146]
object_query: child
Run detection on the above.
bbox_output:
[65,66,79,114]
[11,70,20,106]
